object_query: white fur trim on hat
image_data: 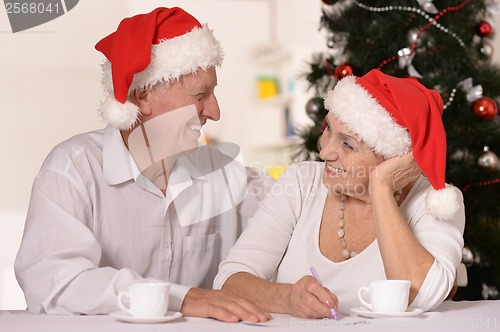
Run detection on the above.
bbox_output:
[99,24,224,130]
[324,76,411,159]
[101,25,224,95]
[98,96,140,130]
[425,185,461,221]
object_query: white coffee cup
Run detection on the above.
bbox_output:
[117,282,170,317]
[358,280,410,313]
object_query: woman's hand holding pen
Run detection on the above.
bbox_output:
[282,275,338,319]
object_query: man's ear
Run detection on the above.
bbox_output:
[130,89,152,116]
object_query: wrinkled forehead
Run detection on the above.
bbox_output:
[326,112,384,157]
[326,112,362,141]
[149,66,217,93]
[179,67,218,88]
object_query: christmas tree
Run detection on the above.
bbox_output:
[294,0,500,300]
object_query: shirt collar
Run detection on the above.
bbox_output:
[102,127,175,197]
[103,126,208,187]
[103,126,134,185]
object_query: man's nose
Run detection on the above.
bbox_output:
[202,93,220,121]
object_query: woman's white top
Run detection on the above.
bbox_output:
[214,162,465,312]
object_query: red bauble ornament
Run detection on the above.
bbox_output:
[321,0,337,4]
[334,64,353,80]
[472,97,498,121]
[476,21,493,38]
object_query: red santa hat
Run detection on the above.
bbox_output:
[324,69,460,220]
[95,7,224,130]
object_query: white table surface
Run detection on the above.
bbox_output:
[1,300,498,332]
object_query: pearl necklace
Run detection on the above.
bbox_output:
[337,194,357,259]
[337,190,402,260]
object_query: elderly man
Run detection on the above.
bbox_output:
[14,7,271,323]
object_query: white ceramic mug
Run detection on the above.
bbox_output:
[117,282,170,317]
[358,280,410,313]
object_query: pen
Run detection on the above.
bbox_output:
[310,266,338,320]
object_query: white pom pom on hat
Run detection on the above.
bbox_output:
[95,7,224,130]
[325,69,461,220]
[97,97,140,131]
[426,185,461,221]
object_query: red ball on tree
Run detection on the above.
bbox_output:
[476,21,493,38]
[334,64,353,80]
[472,97,498,121]
[321,0,337,4]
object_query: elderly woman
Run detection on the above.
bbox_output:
[214,69,465,319]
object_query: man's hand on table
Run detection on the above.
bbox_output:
[181,288,271,323]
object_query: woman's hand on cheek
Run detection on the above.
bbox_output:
[369,152,421,192]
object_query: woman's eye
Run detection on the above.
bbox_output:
[343,141,354,150]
